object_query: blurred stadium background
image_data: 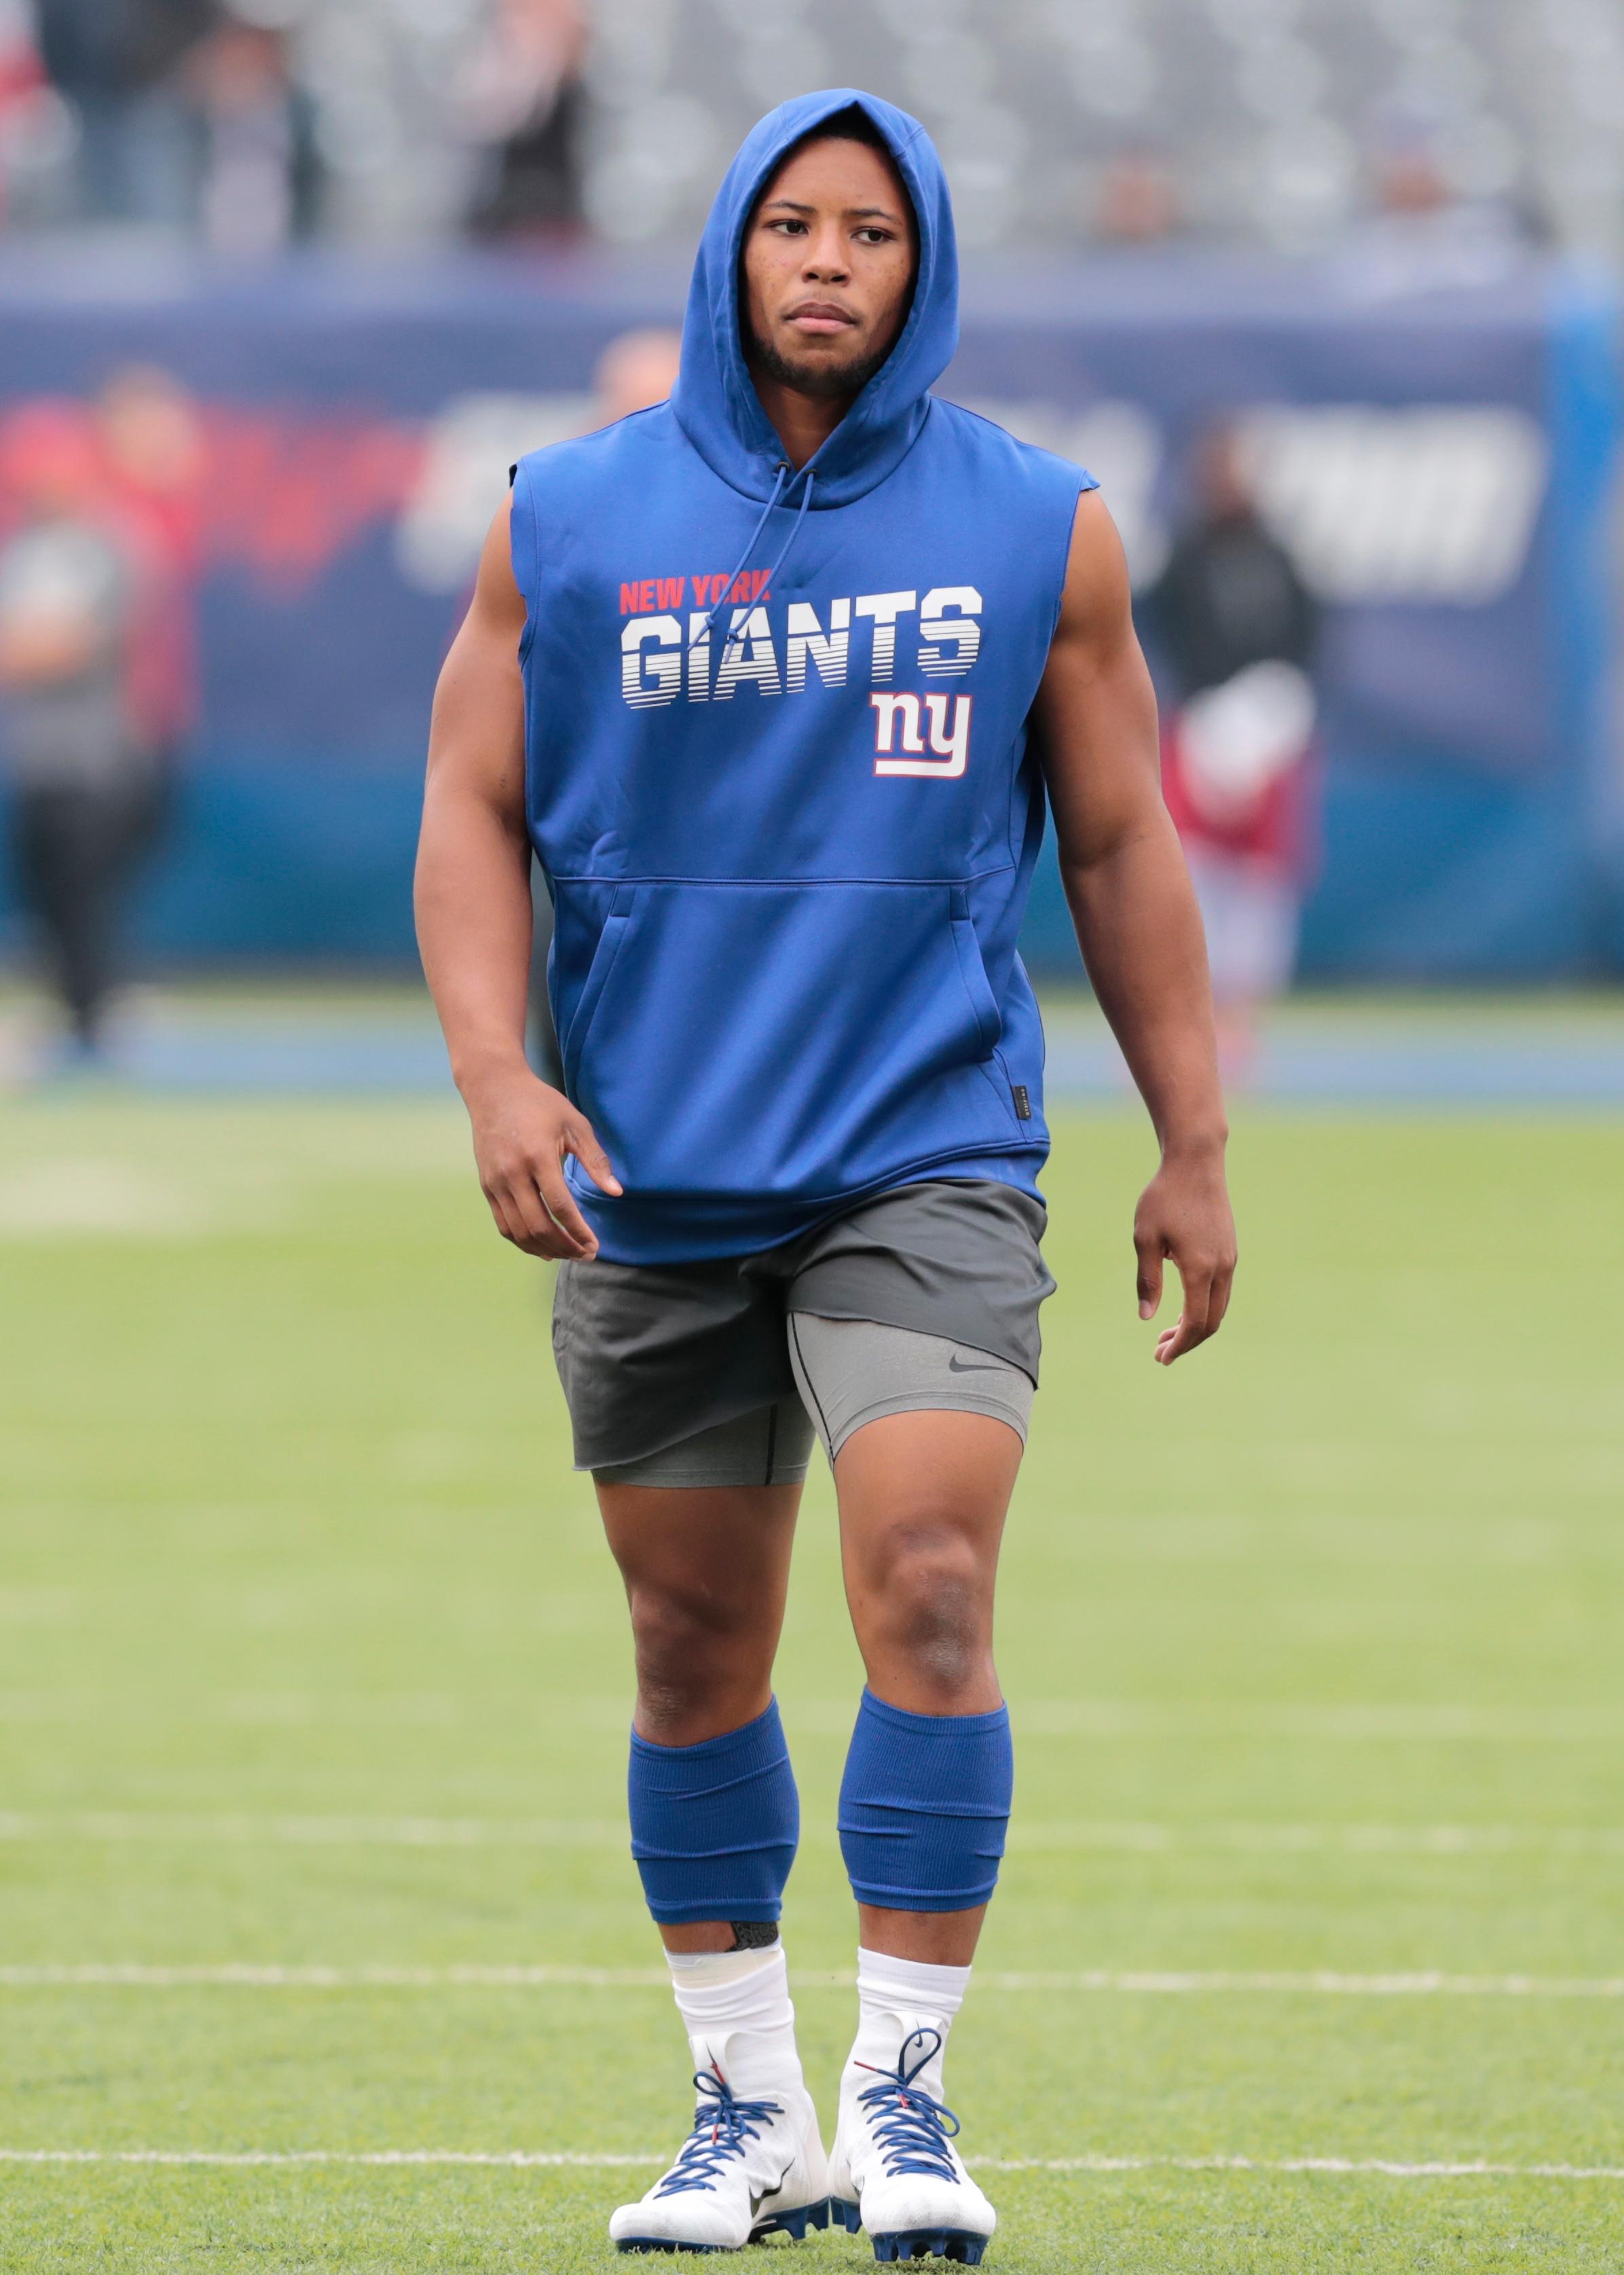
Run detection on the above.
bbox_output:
[0,0,1622,1038]
[1,8,1623,2273]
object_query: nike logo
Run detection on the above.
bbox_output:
[947,1354,999,1374]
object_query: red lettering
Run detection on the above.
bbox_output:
[619,583,639,615]
[638,579,657,612]
[657,576,686,610]
[751,568,770,601]
[728,572,750,604]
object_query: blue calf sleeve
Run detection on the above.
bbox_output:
[628,1698,799,1925]
[838,1688,1013,1912]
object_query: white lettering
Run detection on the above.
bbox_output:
[786,598,851,691]
[918,586,982,677]
[870,691,926,754]
[686,612,711,702]
[395,390,594,593]
[874,692,972,778]
[1238,406,1549,604]
[621,613,684,708]
[712,605,781,699]
[855,591,917,682]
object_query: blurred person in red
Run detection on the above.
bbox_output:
[1145,423,1319,1079]
[0,404,169,1063]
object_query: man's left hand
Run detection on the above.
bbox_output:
[1134,1149,1237,1364]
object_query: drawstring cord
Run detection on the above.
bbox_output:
[755,463,815,605]
[686,461,816,651]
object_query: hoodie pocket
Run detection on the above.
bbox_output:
[948,884,1003,1059]
[561,878,1023,1201]
[559,883,635,1093]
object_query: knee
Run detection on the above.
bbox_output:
[858,1522,993,1701]
[627,1582,768,1737]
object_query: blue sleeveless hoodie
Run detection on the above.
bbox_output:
[511,90,1094,1262]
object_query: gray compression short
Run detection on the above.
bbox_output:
[594,1314,1034,1488]
[553,1178,1053,1478]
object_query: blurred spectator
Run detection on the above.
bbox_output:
[191,15,321,253]
[1145,425,1319,1078]
[0,0,49,223]
[33,0,217,226]
[95,365,206,823]
[592,327,683,426]
[1338,114,1539,293]
[459,0,586,242]
[0,404,169,1060]
[1094,151,1182,247]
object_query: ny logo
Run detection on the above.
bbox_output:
[870,692,973,778]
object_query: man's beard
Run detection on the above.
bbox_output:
[748,323,890,401]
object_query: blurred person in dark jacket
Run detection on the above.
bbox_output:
[0,405,166,1063]
[1145,424,1320,1078]
[459,0,585,242]
[34,0,217,224]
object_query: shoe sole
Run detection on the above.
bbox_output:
[829,2205,989,2264]
[755,2198,832,2242]
[614,2198,832,2253]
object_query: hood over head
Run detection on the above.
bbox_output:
[670,89,959,510]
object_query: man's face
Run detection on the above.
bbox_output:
[741,135,917,401]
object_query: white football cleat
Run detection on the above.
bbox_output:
[609,2064,831,2253]
[828,2027,996,2264]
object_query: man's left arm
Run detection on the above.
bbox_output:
[1032,490,1237,1363]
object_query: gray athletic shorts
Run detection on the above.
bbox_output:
[551,1178,1054,1487]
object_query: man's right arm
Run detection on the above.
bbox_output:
[416,494,620,1261]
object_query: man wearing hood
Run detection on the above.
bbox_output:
[418,92,1234,2261]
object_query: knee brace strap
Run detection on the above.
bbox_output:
[629,1698,799,1925]
[838,1688,1013,1913]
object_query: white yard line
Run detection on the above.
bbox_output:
[0,2147,1618,2181]
[978,2155,1624,2180]
[3,1964,1621,1997]
[1,1810,1620,1857]
[0,1965,673,1988]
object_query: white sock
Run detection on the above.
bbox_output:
[845,1947,972,2105]
[665,1942,805,2105]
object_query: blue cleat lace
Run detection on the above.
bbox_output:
[853,2028,963,2184]
[652,2067,783,2198]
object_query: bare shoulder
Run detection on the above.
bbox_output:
[1051,490,1135,657]
[470,491,527,639]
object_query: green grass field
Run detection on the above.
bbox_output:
[1,1091,1621,2270]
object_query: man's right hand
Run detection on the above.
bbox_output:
[466,1069,622,1262]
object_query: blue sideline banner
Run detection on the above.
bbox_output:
[0,246,1616,977]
